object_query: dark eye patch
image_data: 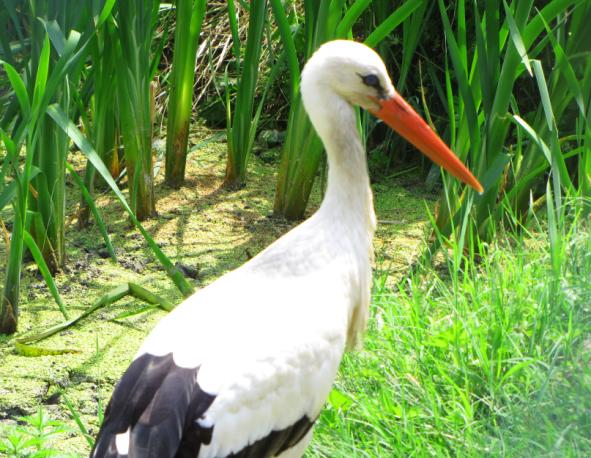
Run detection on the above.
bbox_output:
[359,73,386,99]
[361,74,380,88]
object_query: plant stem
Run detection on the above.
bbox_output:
[165,0,207,188]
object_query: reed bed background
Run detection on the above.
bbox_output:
[0,0,589,455]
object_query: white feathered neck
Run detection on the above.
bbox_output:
[300,49,377,347]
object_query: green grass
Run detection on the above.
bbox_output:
[310,210,591,456]
[0,408,76,457]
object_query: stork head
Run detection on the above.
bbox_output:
[301,40,483,194]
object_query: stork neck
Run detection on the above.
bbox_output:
[305,90,375,231]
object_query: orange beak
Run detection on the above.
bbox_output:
[370,93,483,194]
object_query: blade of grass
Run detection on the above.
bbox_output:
[22,229,68,320]
[336,0,371,38]
[503,0,532,76]
[15,282,172,345]
[62,394,94,448]
[47,104,194,297]
[65,162,116,261]
[0,59,31,117]
[531,59,573,195]
[15,283,130,344]
[364,0,424,48]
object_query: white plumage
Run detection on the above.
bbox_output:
[92,40,481,458]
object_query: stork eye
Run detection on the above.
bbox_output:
[361,74,380,88]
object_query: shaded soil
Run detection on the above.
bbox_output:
[0,131,436,454]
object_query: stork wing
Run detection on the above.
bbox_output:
[90,285,345,457]
[92,229,352,458]
[91,353,215,457]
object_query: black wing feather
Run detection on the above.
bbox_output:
[92,353,316,457]
[91,353,216,458]
[227,415,315,458]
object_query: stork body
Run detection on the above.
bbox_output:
[92,41,481,458]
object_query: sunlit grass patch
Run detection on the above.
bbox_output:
[311,218,591,457]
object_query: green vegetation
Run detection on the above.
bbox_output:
[0,409,75,457]
[433,0,591,250]
[114,0,160,220]
[0,1,92,332]
[271,0,425,219]
[312,203,591,456]
[81,2,120,228]
[224,0,268,189]
[0,0,589,456]
[165,0,206,188]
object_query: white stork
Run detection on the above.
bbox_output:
[91,40,482,458]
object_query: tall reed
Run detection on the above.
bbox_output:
[432,0,588,249]
[224,0,268,189]
[80,5,120,227]
[272,0,425,219]
[0,16,89,332]
[508,2,591,216]
[114,0,159,220]
[27,0,91,272]
[165,0,207,188]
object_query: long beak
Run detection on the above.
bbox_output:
[370,93,484,194]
